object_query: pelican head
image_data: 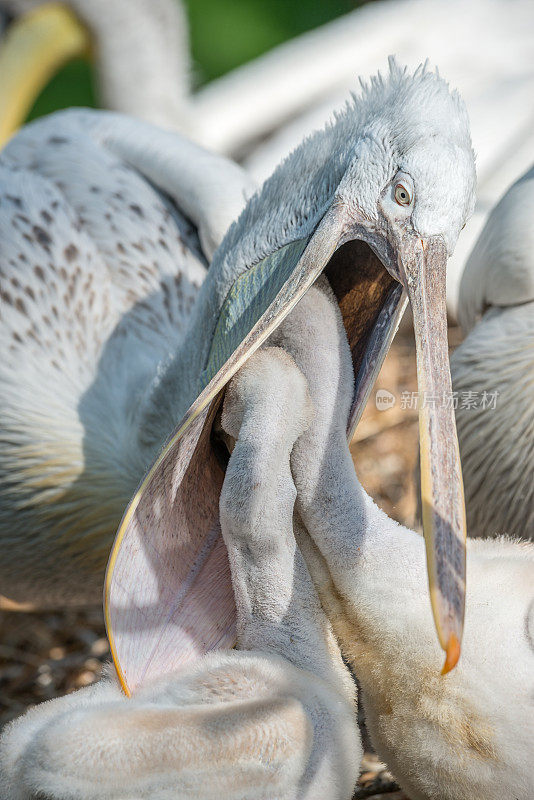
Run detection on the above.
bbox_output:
[106,61,476,692]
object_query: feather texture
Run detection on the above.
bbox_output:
[0,110,252,604]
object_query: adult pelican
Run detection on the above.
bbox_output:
[450,165,534,541]
[0,63,475,675]
[2,289,533,800]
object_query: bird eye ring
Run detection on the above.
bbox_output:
[394,183,412,206]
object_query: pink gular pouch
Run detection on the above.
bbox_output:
[105,221,464,695]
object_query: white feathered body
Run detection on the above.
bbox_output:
[452,165,534,541]
[452,304,534,539]
[0,109,252,604]
[0,343,360,800]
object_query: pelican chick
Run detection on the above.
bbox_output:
[270,279,534,800]
[451,164,534,540]
[0,346,359,800]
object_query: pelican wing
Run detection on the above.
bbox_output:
[0,109,253,606]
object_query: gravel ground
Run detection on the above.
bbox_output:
[0,323,460,797]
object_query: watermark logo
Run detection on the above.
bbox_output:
[375,389,396,411]
[375,389,499,411]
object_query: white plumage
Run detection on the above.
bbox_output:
[0,109,255,604]
[196,0,534,317]
[0,64,500,799]
[451,165,534,540]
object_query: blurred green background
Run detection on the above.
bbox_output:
[28,0,362,122]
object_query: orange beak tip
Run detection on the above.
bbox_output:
[441,632,461,675]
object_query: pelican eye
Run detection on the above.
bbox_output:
[394,183,412,206]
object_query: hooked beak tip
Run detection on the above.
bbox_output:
[441,633,461,675]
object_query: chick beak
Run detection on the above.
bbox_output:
[398,233,466,672]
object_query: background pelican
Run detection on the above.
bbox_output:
[0,0,190,138]
[451,165,534,541]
